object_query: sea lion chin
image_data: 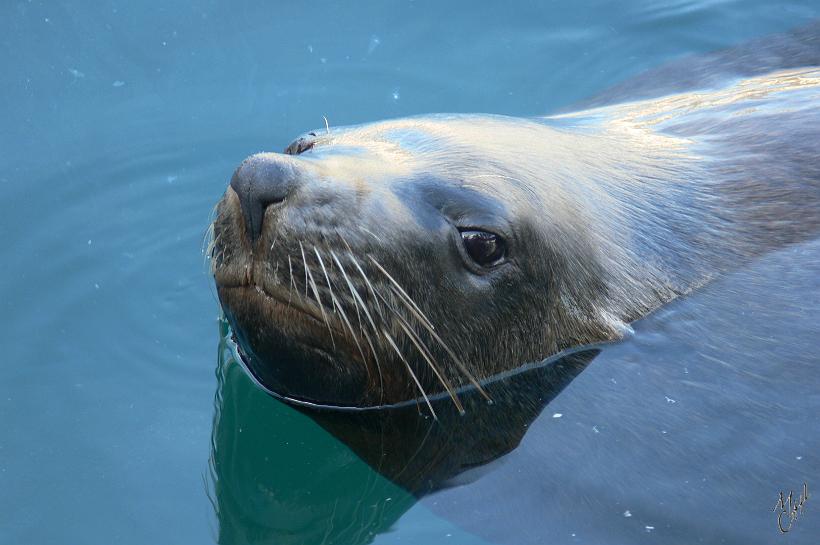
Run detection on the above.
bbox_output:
[211,68,820,411]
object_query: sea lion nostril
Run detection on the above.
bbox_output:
[229,154,299,244]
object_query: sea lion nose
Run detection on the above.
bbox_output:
[229,154,298,244]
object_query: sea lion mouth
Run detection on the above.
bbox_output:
[218,280,374,405]
[218,282,348,347]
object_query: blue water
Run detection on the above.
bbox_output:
[2,1,819,544]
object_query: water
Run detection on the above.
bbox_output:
[2,1,819,544]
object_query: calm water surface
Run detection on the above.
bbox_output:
[2,1,819,544]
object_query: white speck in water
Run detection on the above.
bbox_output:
[166,175,178,183]
[307,44,313,53]
[610,377,617,384]
[320,57,327,64]
[796,456,803,460]
[162,41,167,46]
[623,510,632,517]
[645,526,655,532]
[368,35,381,54]
[592,425,599,433]
[87,239,92,246]
[665,396,676,404]
[552,413,562,419]
[445,533,451,538]
[661,430,668,434]
[684,367,689,374]
[68,68,85,78]
[571,533,576,537]
[392,89,400,100]
[44,17,50,23]
[113,80,125,87]
[94,283,100,289]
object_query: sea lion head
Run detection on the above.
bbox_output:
[211,114,636,409]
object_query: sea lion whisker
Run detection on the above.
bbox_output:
[343,250,386,321]
[202,223,218,275]
[328,291,370,382]
[382,328,437,421]
[427,323,491,402]
[330,250,375,334]
[300,242,336,349]
[396,319,464,414]
[287,255,296,307]
[385,284,491,402]
[202,222,215,256]
[329,252,362,331]
[360,227,382,242]
[329,249,386,401]
[313,246,338,314]
[367,264,490,401]
[299,241,309,299]
[368,256,436,331]
[369,285,465,409]
[358,327,385,405]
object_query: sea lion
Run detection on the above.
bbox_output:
[211,64,820,414]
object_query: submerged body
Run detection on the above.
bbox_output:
[212,66,820,410]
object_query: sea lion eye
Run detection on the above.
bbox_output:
[460,230,506,267]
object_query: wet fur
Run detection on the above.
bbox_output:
[212,29,820,408]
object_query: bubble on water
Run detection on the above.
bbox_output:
[552,413,562,419]
[113,80,125,87]
[392,88,400,100]
[623,510,632,517]
[368,35,381,55]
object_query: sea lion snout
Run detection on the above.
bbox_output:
[229,153,301,243]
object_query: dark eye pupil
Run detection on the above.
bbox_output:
[461,230,505,266]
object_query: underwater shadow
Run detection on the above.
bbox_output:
[209,318,599,544]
